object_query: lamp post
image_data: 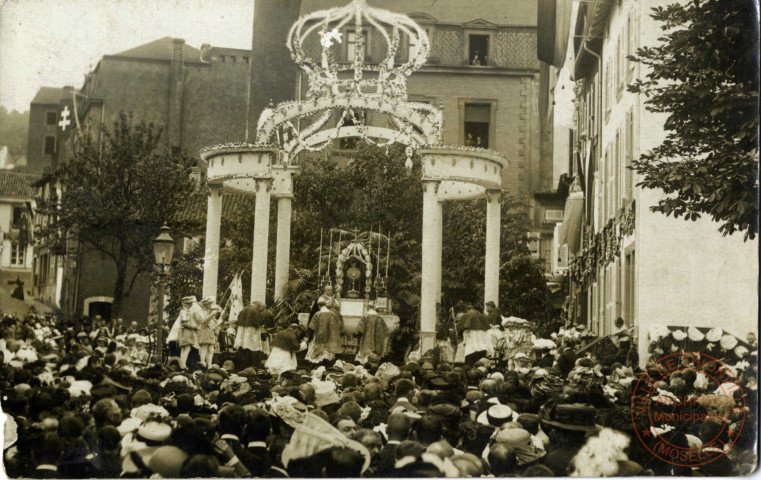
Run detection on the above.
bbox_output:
[152,223,175,364]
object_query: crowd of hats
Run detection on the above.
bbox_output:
[0,310,758,478]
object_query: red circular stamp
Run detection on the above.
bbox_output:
[630,352,746,468]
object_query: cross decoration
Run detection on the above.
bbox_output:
[59,106,71,131]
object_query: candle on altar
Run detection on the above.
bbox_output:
[386,231,390,277]
[377,224,381,275]
[327,229,333,282]
[318,228,324,278]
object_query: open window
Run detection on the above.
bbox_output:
[468,34,489,65]
[464,103,490,148]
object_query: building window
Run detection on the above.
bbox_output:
[46,111,57,126]
[468,34,489,65]
[10,243,25,266]
[617,37,624,100]
[545,209,563,222]
[464,103,490,148]
[527,232,540,258]
[339,110,365,149]
[12,206,25,229]
[346,30,368,62]
[627,14,637,80]
[231,56,237,63]
[624,250,635,326]
[540,235,553,273]
[40,253,49,284]
[220,55,226,62]
[44,135,56,155]
[243,56,249,64]
[625,109,634,199]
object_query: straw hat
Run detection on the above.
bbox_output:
[281,413,371,473]
[271,396,307,428]
[137,421,172,442]
[494,428,546,465]
[312,379,340,407]
[477,404,514,427]
[181,296,196,304]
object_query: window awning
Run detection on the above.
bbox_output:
[537,0,573,69]
[558,191,584,253]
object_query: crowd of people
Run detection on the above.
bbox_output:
[0,301,757,478]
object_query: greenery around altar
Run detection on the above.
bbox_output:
[165,142,557,357]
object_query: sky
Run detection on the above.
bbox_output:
[0,0,254,112]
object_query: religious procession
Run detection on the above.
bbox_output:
[1,0,758,477]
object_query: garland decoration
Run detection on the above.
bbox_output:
[569,202,636,287]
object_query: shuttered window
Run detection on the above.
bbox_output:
[625,109,634,199]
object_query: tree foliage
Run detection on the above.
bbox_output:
[204,142,552,332]
[629,0,759,239]
[50,112,205,317]
[0,107,29,158]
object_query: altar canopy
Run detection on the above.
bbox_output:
[200,0,508,353]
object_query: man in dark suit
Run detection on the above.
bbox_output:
[32,436,63,478]
[218,405,258,474]
[376,412,410,476]
[243,409,273,476]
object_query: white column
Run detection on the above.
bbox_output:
[251,178,272,303]
[274,196,292,300]
[420,180,442,353]
[434,200,443,305]
[484,189,501,306]
[202,184,223,300]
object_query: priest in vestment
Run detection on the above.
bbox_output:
[306,298,343,364]
[317,284,341,316]
[234,301,273,369]
[355,302,388,364]
[457,304,493,364]
[265,323,307,376]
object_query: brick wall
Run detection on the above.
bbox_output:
[407,71,539,204]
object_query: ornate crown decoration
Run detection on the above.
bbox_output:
[288,0,430,99]
[255,0,442,161]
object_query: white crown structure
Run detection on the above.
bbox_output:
[254,0,443,161]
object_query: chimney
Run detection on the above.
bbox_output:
[168,38,185,149]
[200,44,211,62]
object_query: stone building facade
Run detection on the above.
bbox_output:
[549,0,757,364]
[28,38,252,322]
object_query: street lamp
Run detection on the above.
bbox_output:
[153,223,175,364]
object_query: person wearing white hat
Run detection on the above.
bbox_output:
[198,297,220,367]
[178,296,201,369]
